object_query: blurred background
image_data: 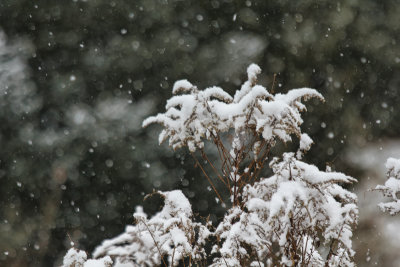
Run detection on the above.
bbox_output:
[0,0,399,266]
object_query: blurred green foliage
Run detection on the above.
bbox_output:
[0,0,399,266]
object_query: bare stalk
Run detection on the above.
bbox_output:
[141,219,167,267]
[191,152,225,205]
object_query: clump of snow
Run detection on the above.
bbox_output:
[63,248,87,267]
[84,257,113,267]
[172,79,194,95]
[297,133,313,158]
[62,248,112,267]
[375,158,400,215]
[386,157,400,178]
[247,63,261,84]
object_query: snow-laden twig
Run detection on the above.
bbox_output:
[143,64,323,153]
[91,191,211,266]
[374,158,400,215]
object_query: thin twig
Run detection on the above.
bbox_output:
[141,219,167,267]
[201,149,230,189]
[171,247,176,267]
[254,250,262,267]
[191,152,225,205]
[271,73,277,94]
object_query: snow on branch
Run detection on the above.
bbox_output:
[62,248,112,267]
[211,152,358,266]
[143,64,323,152]
[375,157,400,215]
[91,190,210,266]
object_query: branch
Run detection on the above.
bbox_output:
[191,152,225,205]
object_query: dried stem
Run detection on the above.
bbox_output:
[200,149,230,189]
[141,219,167,267]
[191,152,225,205]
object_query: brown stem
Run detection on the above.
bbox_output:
[325,239,336,267]
[141,219,167,267]
[201,149,230,189]
[171,247,176,267]
[191,152,225,205]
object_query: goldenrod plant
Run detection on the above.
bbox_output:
[63,64,358,267]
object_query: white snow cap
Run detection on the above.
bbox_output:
[172,79,194,94]
[297,133,314,158]
[247,63,261,83]
[376,157,400,215]
[386,157,400,177]
[63,248,87,267]
[62,248,113,267]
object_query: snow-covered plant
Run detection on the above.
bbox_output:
[374,158,400,215]
[62,191,211,267]
[142,64,326,206]
[143,64,358,266]
[63,64,358,266]
[211,153,357,266]
[93,190,211,266]
[62,248,112,267]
